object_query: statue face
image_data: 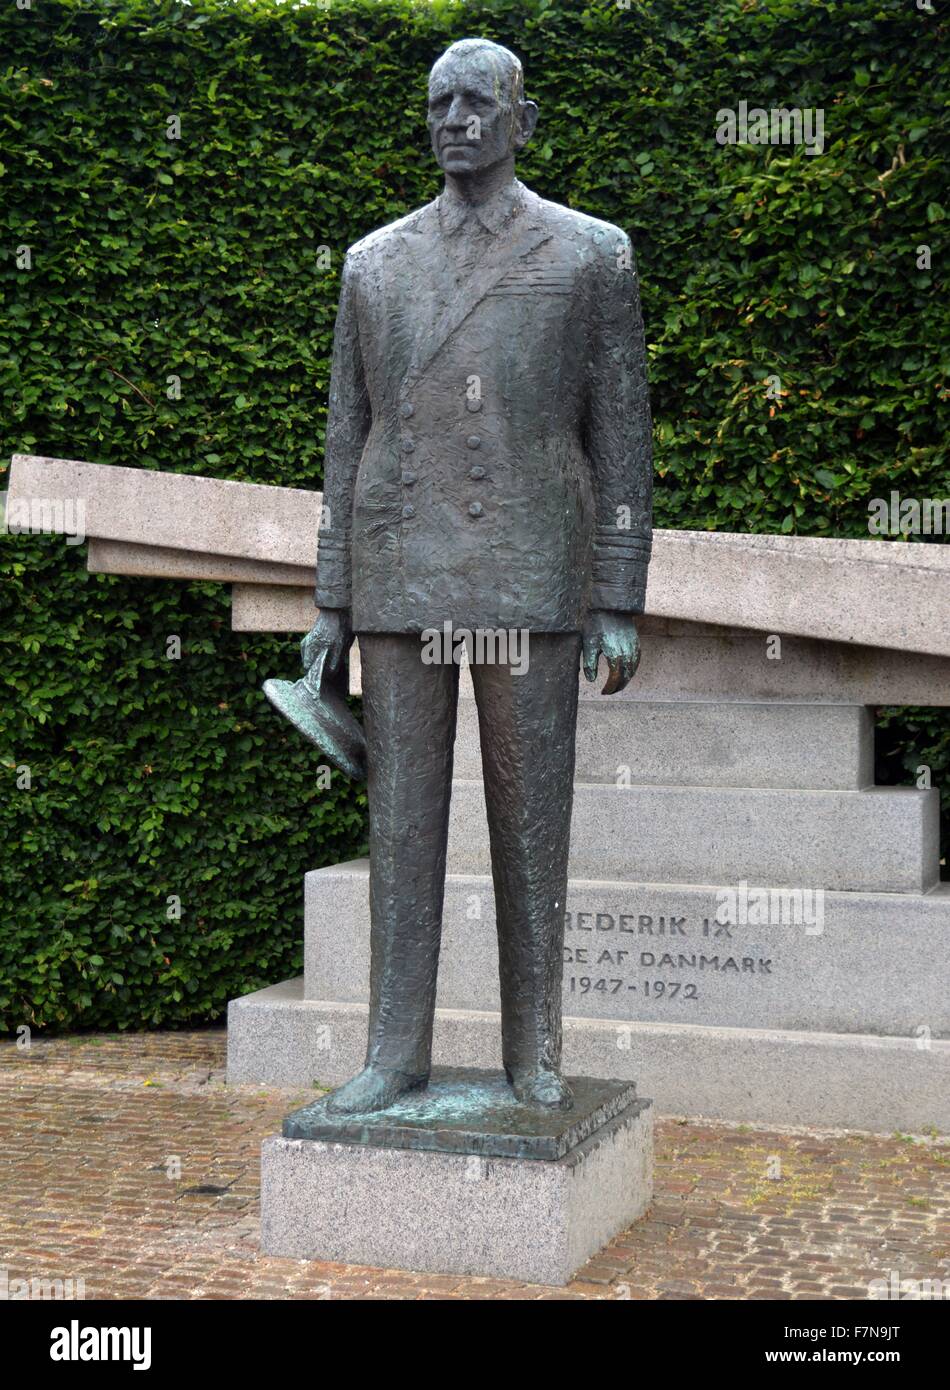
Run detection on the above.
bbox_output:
[427,53,522,177]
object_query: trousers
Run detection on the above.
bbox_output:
[358,631,582,1078]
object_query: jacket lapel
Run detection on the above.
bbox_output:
[400,198,551,390]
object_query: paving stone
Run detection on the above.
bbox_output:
[2,1028,947,1301]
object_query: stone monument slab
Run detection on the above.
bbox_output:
[447,781,939,893]
[302,863,950,1039]
[455,696,874,789]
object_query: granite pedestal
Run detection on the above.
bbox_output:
[261,1069,654,1286]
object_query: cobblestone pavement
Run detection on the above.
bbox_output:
[1,1029,947,1300]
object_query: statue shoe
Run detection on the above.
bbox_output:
[325,1065,428,1115]
[505,1064,575,1111]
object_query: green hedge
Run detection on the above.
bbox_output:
[1,0,946,1032]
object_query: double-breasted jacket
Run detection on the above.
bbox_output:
[314,180,653,633]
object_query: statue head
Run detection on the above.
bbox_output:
[427,39,539,179]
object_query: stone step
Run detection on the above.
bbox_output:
[227,979,950,1134]
[454,698,872,789]
[445,782,939,893]
[303,861,950,1038]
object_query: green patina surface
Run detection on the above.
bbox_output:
[283,1066,639,1159]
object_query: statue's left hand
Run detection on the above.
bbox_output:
[581,610,641,695]
[300,606,353,676]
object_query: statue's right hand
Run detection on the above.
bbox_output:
[301,607,352,675]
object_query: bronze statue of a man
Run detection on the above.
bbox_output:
[302,38,652,1113]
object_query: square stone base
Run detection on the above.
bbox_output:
[261,1094,653,1286]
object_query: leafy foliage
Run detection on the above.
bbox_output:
[1,0,946,1031]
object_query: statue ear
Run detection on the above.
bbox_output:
[515,100,539,149]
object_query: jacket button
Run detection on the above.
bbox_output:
[400,401,414,417]
[469,465,485,479]
[401,436,415,452]
[466,399,482,413]
[402,504,415,519]
[402,471,417,485]
[468,502,483,518]
[466,435,481,449]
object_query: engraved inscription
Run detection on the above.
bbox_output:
[563,907,775,1005]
